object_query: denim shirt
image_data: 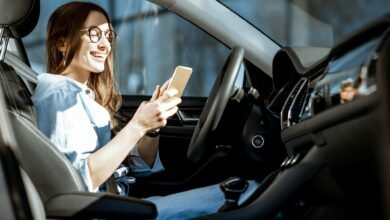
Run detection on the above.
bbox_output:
[32,73,164,192]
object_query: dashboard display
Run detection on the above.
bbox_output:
[321,38,380,103]
[281,36,383,129]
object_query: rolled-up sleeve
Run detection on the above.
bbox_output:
[34,89,98,192]
[128,144,164,177]
[69,151,96,192]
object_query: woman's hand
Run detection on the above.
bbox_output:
[130,87,181,135]
[150,78,171,101]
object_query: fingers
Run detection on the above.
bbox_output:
[149,106,178,129]
[146,96,180,126]
[155,96,181,113]
[131,90,181,133]
[150,85,160,101]
[159,88,179,102]
[161,78,171,91]
[159,106,179,119]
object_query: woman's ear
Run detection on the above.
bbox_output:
[57,37,67,53]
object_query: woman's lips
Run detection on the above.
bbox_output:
[90,51,106,61]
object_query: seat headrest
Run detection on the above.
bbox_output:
[0,0,40,38]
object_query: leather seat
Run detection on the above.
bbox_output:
[0,0,157,218]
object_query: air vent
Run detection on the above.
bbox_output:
[280,78,308,129]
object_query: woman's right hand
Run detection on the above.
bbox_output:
[129,88,181,135]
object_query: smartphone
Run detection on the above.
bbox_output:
[167,66,193,97]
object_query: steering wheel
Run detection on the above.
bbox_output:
[187,46,245,163]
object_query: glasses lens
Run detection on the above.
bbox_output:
[89,27,101,43]
[105,30,116,45]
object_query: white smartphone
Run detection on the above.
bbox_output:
[167,66,193,97]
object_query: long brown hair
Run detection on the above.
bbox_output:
[46,1,122,128]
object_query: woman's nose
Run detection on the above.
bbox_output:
[98,35,111,50]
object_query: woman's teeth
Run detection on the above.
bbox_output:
[91,52,104,58]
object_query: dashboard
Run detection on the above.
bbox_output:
[268,19,389,130]
[282,36,382,129]
[266,17,389,157]
[233,17,389,220]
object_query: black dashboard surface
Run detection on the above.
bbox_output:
[267,18,389,145]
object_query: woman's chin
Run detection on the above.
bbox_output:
[90,66,105,73]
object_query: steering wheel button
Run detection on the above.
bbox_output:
[251,135,265,149]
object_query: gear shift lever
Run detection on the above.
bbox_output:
[218,176,249,212]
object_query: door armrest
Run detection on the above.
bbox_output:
[45,192,157,219]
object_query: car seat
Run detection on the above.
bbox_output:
[0,0,157,218]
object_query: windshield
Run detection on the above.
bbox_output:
[220,0,390,48]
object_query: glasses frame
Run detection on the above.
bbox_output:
[80,26,116,45]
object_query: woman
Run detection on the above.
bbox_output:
[32,2,257,219]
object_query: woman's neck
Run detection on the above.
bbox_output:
[61,66,90,85]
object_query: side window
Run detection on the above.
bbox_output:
[23,1,229,97]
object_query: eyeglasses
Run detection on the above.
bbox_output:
[80,26,116,45]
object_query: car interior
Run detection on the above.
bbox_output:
[0,0,390,219]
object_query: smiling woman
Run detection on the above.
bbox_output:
[24,0,228,97]
[44,2,122,133]
[57,11,114,85]
[3,0,390,219]
[30,1,259,219]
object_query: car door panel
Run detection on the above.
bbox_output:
[119,95,203,161]
[118,95,211,197]
[119,95,206,136]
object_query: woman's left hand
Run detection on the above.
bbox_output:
[150,78,171,101]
